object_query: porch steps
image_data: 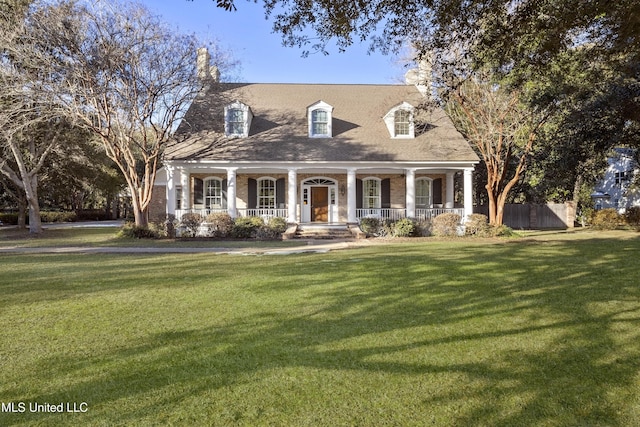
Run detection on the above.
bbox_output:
[293,224,358,240]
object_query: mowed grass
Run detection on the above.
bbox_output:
[1,231,640,426]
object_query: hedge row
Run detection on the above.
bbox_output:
[119,213,289,240]
[590,207,640,230]
[359,213,514,238]
[0,211,78,225]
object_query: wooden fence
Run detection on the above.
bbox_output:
[474,203,576,229]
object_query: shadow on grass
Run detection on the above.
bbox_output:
[2,236,640,425]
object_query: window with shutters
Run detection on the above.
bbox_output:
[204,178,225,209]
[363,178,381,209]
[257,178,276,209]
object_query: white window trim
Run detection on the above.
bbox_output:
[307,100,334,138]
[224,101,253,138]
[257,176,277,209]
[383,101,415,139]
[203,177,226,209]
[362,177,382,209]
[415,177,433,208]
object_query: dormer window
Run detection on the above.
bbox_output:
[224,101,252,137]
[307,101,333,138]
[394,109,411,136]
[312,110,329,135]
[228,109,244,134]
[384,102,415,138]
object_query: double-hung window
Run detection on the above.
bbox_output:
[258,178,276,209]
[224,101,252,137]
[394,109,411,137]
[384,102,415,138]
[311,109,329,136]
[415,178,432,208]
[307,101,333,137]
[363,178,381,209]
[204,178,224,210]
[227,109,244,135]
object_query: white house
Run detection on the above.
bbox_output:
[592,148,640,213]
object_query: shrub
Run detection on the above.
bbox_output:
[41,211,77,223]
[624,206,640,226]
[253,218,287,240]
[590,208,623,230]
[393,218,416,237]
[205,213,234,238]
[488,224,516,237]
[465,214,490,236]
[0,213,20,225]
[359,217,382,236]
[232,216,264,239]
[76,209,113,221]
[432,213,462,237]
[163,214,177,239]
[267,217,288,234]
[414,219,432,237]
[117,222,160,239]
[180,213,203,237]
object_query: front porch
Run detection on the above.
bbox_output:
[160,164,475,225]
[174,207,467,223]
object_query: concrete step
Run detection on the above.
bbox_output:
[294,224,355,240]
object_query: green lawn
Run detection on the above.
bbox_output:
[1,230,640,426]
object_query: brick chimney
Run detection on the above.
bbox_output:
[197,47,220,83]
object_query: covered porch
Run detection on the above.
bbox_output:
[162,162,475,224]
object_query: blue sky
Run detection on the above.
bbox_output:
[139,0,407,84]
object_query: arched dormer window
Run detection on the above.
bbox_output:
[384,101,415,138]
[307,101,333,138]
[224,101,253,137]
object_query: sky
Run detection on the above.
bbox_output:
[139,0,408,84]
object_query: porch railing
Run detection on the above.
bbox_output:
[415,208,466,220]
[357,208,407,221]
[174,208,287,221]
[236,209,287,219]
[357,208,466,221]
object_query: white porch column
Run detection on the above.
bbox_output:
[405,169,416,218]
[226,168,237,218]
[445,172,455,209]
[347,168,357,223]
[287,168,298,223]
[463,168,474,220]
[180,168,190,210]
[165,166,176,216]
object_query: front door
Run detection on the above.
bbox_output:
[311,187,329,222]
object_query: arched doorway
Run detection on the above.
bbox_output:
[301,177,338,223]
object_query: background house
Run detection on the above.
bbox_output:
[592,148,640,213]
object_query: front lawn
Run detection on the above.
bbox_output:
[0,226,306,249]
[1,232,640,426]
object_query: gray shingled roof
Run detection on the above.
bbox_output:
[165,83,479,163]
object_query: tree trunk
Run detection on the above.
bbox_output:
[25,175,42,233]
[130,193,149,228]
[17,194,27,229]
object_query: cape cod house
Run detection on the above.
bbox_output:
[154,48,479,228]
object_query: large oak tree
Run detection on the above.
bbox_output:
[4,0,236,229]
